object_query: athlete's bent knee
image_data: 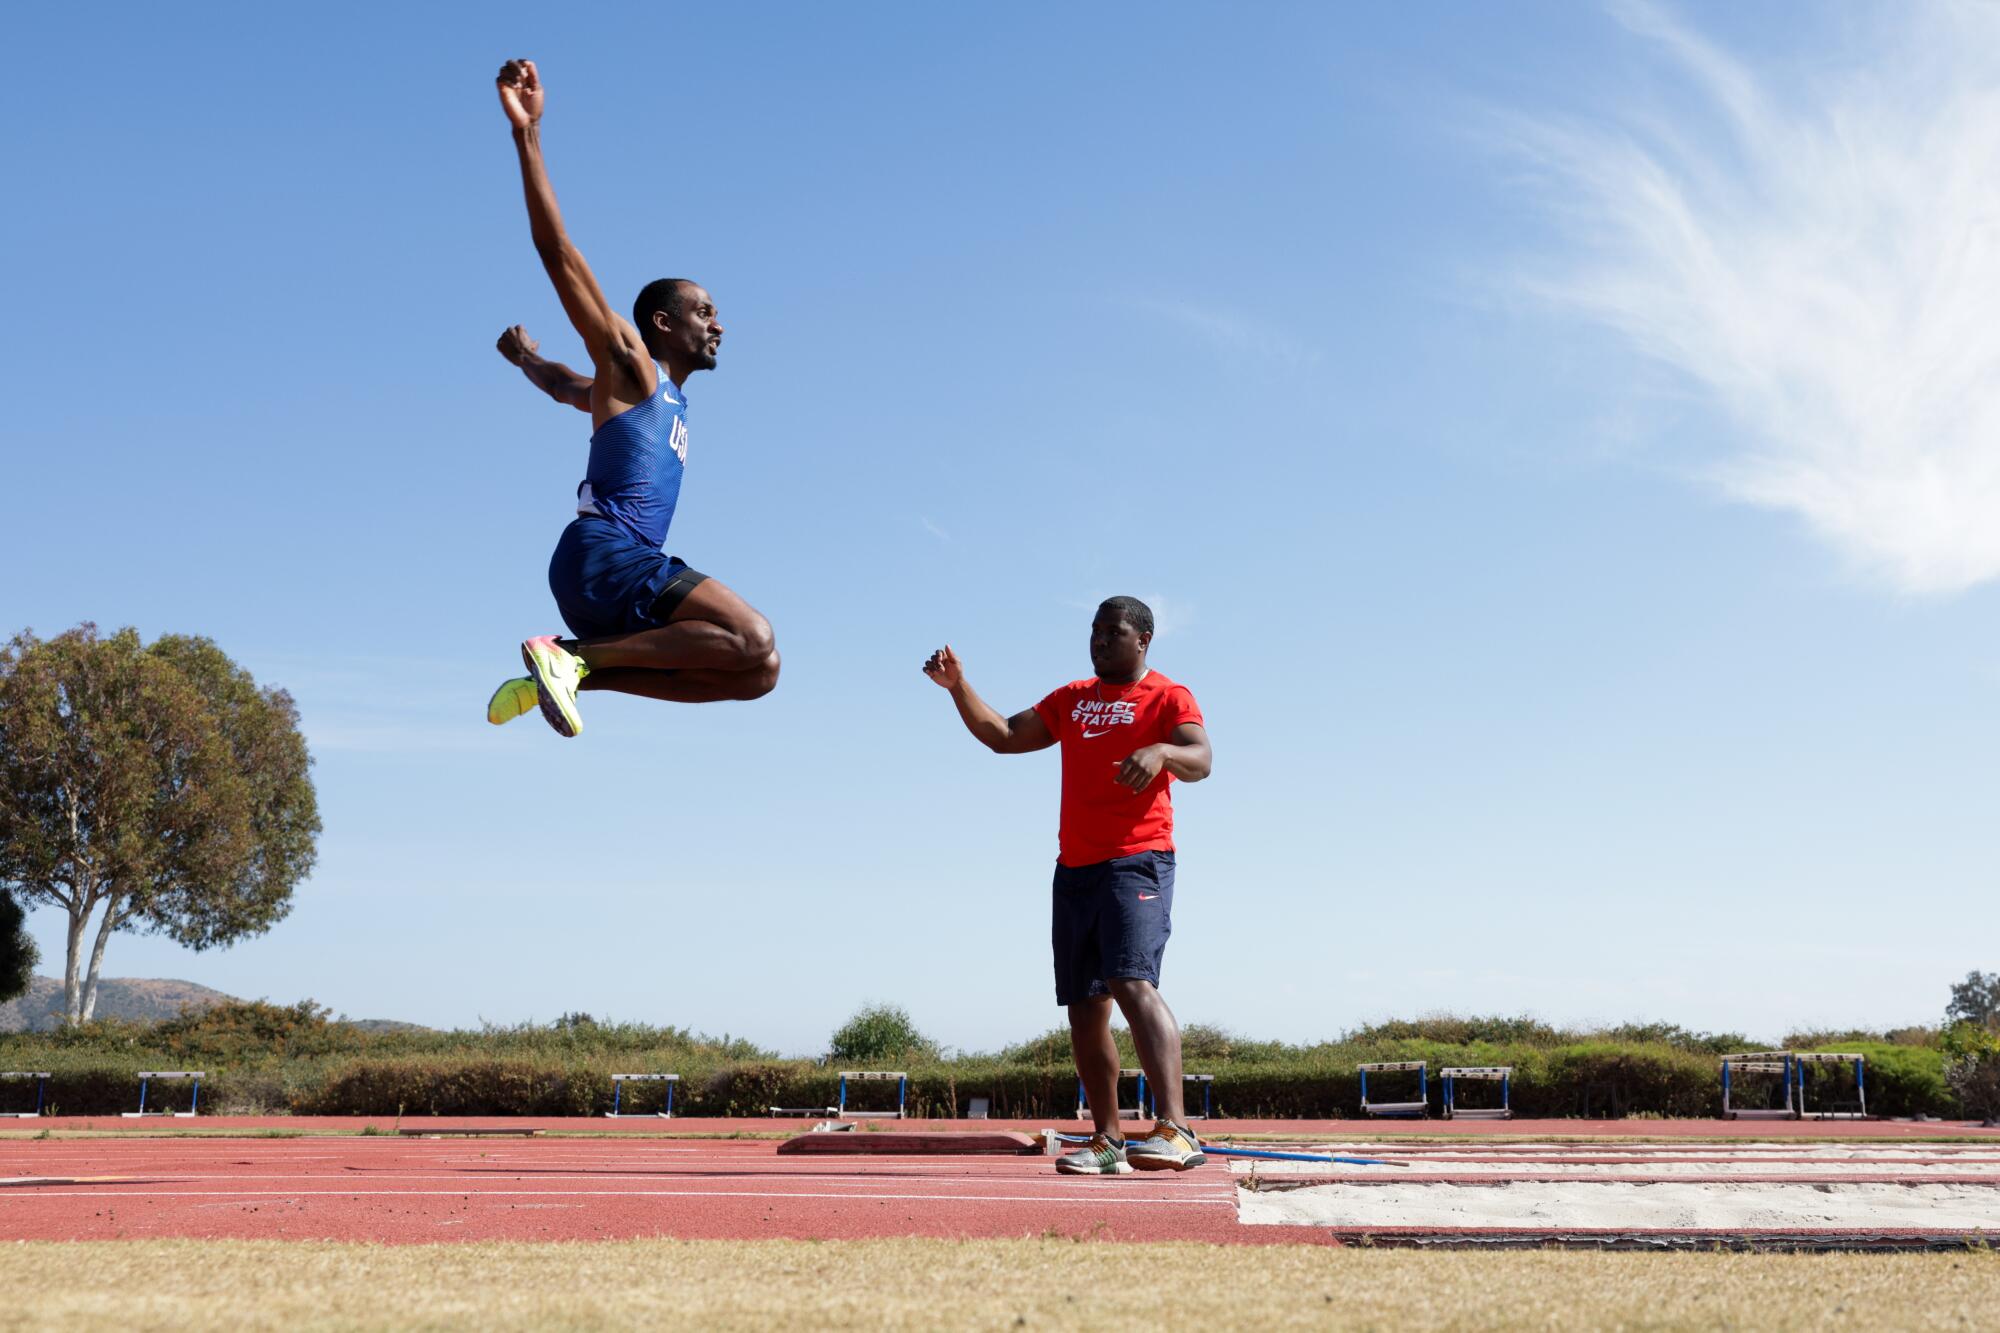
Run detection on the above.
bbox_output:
[727,617,776,673]
[733,648,781,700]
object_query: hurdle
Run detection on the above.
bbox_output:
[123,1071,204,1118]
[1358,1061,1428,1117]
[1797,1052,1867,1120]
[837,1070,907,1119]
[1721,1052,1797,1119]
[1441,1066,1512,1120]
[0,1072,51,1118]
[1140,1073,1214,1120]
[604,1073,678,1118]
[1076,1069,1147,1120]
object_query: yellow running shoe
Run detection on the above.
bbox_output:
[486,677,539,726]
[520,635,588,738]
[1127,1120,1205,1171]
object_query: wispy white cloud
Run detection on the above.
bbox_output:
[919,516,950,542]
[1135,593,1194,640]
[1128,296,1323,371]
[1499,0,2000,594]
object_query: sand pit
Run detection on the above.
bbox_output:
[1238,1180,2000,1231]
[1228,1140,2000,1237]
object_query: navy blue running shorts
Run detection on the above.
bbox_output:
[547,515,709,640]
[1051,850,1175,1006]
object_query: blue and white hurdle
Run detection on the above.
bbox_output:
[604,1073,678,1119]
[1076,1069,1147,1121]
[1722,1052,1797,1119]
[123,1071,204,1118]
[837,1070,907,1119]
[1,1072,51,1118]
[1441,1065,1512,1120]
[1722,1051,1867,1120]
[1358,1061,1428,1117]
[1796,1052,1868,1119]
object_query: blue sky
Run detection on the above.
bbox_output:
[7,2,1997,1054]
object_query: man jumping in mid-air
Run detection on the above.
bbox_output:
[487,58,779,736]
[924,598,1213,1174]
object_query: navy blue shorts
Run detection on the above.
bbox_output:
[1051,850,1175,1007]
[547,515,709,640]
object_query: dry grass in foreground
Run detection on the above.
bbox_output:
[1,1239,1995,1331]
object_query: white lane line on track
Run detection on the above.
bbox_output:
[0,1189,1238,1205]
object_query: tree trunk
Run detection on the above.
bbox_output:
[80,894,123,1024]
[62,899,88,1026]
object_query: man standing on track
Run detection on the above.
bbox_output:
[486,58,780,737]
[923,598,1213,1175]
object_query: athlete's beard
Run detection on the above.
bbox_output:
[1094,653,1146,683]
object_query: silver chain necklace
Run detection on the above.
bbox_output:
[1095,668,1150,703]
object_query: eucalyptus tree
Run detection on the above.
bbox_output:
[0,625,320,1023]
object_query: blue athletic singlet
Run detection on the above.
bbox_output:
[575,370,689,548]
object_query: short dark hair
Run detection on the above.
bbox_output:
[632,278,694,333]
[1097,596,1154,638]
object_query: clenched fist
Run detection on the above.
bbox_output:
[496,58,544,129]
[496,324,539,366]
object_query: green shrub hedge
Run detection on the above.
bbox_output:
[0,1006,1965,1120]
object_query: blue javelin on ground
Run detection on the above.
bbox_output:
[1048,1132,1404,1167]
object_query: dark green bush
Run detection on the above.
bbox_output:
[694,1062,827,1117]
[828,1004,938,1064]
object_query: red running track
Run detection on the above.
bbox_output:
[0,1136,1280,1245]
[4,1120,1994,1246]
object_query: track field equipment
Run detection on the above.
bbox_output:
[768,1103,842,1117]
[1721,1052,1796,1119]
[1076,1068,1147,1120]
[1722,1051,1867,1121]
[397,1126,544,1137]
[1795,1052,1868,1120]
[1358,1061,1428,1117]
[838,1070,907,1119]
[1441,1065,1513,1120]
[1141,1072,1214,1121]
[604,1073,678,1119]
[0,1072,51,1118]
[122,1071,203,1119]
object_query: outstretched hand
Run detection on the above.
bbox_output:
[496,58,544,129]
[922,645,964,690]
[496,325,539,366]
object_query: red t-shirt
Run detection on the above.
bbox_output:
[1033,670,1204,868]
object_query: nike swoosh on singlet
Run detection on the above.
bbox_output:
[1083,729,1115,739]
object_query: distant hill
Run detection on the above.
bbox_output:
[0,975,238,1032]
[342,1018,433,1034]
[0,976,431,1034]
